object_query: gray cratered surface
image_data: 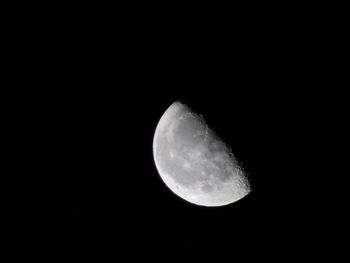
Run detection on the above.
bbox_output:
[153,101,251,207]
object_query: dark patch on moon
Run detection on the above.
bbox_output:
[201,184,213,193]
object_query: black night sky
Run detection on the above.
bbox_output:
[32,65,319,257]
[9,6,342,260]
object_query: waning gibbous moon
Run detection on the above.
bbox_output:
[153,101,251,207]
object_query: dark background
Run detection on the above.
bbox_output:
[5,4,344,260]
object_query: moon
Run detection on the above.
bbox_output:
[153,101,251,207]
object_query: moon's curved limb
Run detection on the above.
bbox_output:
[153,101,251,207]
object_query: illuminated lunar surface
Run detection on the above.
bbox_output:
[153,101,251,207]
